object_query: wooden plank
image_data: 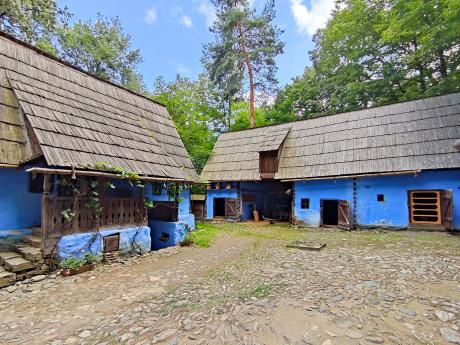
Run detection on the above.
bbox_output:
[440,190,453,230]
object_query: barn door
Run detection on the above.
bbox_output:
[338,200,351,230]
[225,198,239,217]
[440,190,453,230]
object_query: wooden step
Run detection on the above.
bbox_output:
[16,246,43,262]
[3,257,35,272]
[0,252,20,265]
[0,270,16,288]
[31,227,42,237]
[22,235,42,248]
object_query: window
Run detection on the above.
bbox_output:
[377,194,385,202]
[148,201,178,222]
[301,198,310,209]
[29,173,44,193]
[259,150,278,177]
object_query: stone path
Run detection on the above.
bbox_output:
[1,226,460,345]
[0,234,252,345]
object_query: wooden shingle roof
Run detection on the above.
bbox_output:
[0,33,198,181]
[201,93,460,181]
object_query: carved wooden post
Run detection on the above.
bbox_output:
[41,174,52,254]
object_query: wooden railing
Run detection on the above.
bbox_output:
[41,196,147,256]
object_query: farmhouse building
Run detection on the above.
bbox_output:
[201,92,460,231]
[0,32,197,286]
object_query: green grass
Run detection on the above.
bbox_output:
[188,223,221,247]
[193,221,460,254]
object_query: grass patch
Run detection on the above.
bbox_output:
[188,223,221,248]
[195,221,460,254]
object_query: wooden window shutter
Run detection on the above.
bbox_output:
[338,200,351,230]
[440,190,453,230]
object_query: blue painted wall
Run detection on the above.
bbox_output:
[149,220,190,250]
[294,169,460,230]
[294,179,354,227]
[58,225,151,259]
[357,170,460,229]
[0,168,42,230]
[205,187,238,219]
[145,183,195,249]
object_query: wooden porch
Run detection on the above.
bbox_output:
[41,196,148,257]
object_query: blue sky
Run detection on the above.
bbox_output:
[57,0,335,90]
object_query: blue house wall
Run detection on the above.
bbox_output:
[0,168,42,231]
[294,179,355,227]
[146,183,195,250]
[357,170,459,229]
[206,183,238,219]
[294,169,460,230]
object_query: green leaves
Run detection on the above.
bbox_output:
[56,13,145,93]
[273,0,460,120]
[203,0,284,128]
[0,0,70,47]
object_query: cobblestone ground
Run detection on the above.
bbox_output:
[1,223,460,345]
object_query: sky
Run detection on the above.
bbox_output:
[57,0,335,90]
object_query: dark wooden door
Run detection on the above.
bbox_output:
[338,200,351,230]
[225,198,239,217]
[440,190,453,230]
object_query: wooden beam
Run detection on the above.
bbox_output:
[25,167,193,184]
[281,170,421,182]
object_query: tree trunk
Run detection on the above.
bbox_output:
[438,49,448,79]
[237,21,255,128]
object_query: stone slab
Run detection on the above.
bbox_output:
[0,252,20,265]
[4,257,35,272]
[16,246,43,262]
[0,271,16,288]
[22,235,42,248]
[31,227,42,237]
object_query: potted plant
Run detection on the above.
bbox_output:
[60,253,96,276]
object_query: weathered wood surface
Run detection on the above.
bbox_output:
[42,196,147,256]
[202,93,460,181]
[0,33,198,181]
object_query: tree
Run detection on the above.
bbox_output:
[0,0,69,53]
[272,0,460,122]
[203,0,284,128]
[268,67,323,124]
[152,75,218,172]
[57,14,145,93]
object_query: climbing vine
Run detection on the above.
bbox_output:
[59,162,187,225]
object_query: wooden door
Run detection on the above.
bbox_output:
[225,198,239,217]
[338,200,351,230]
[440,190,453,230]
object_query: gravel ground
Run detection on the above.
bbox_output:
[1,223,459,345]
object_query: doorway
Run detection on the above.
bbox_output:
[321,200,339,226]
[214,198,226,217]
[320,199,352,229]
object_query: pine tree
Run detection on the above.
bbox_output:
[203,0,284,128]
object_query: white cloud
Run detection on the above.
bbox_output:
[181,15,193,28]
[144,7,157,25]
[290,0,335,36]
[198,1,217,27]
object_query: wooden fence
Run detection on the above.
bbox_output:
[41,196,147,256]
